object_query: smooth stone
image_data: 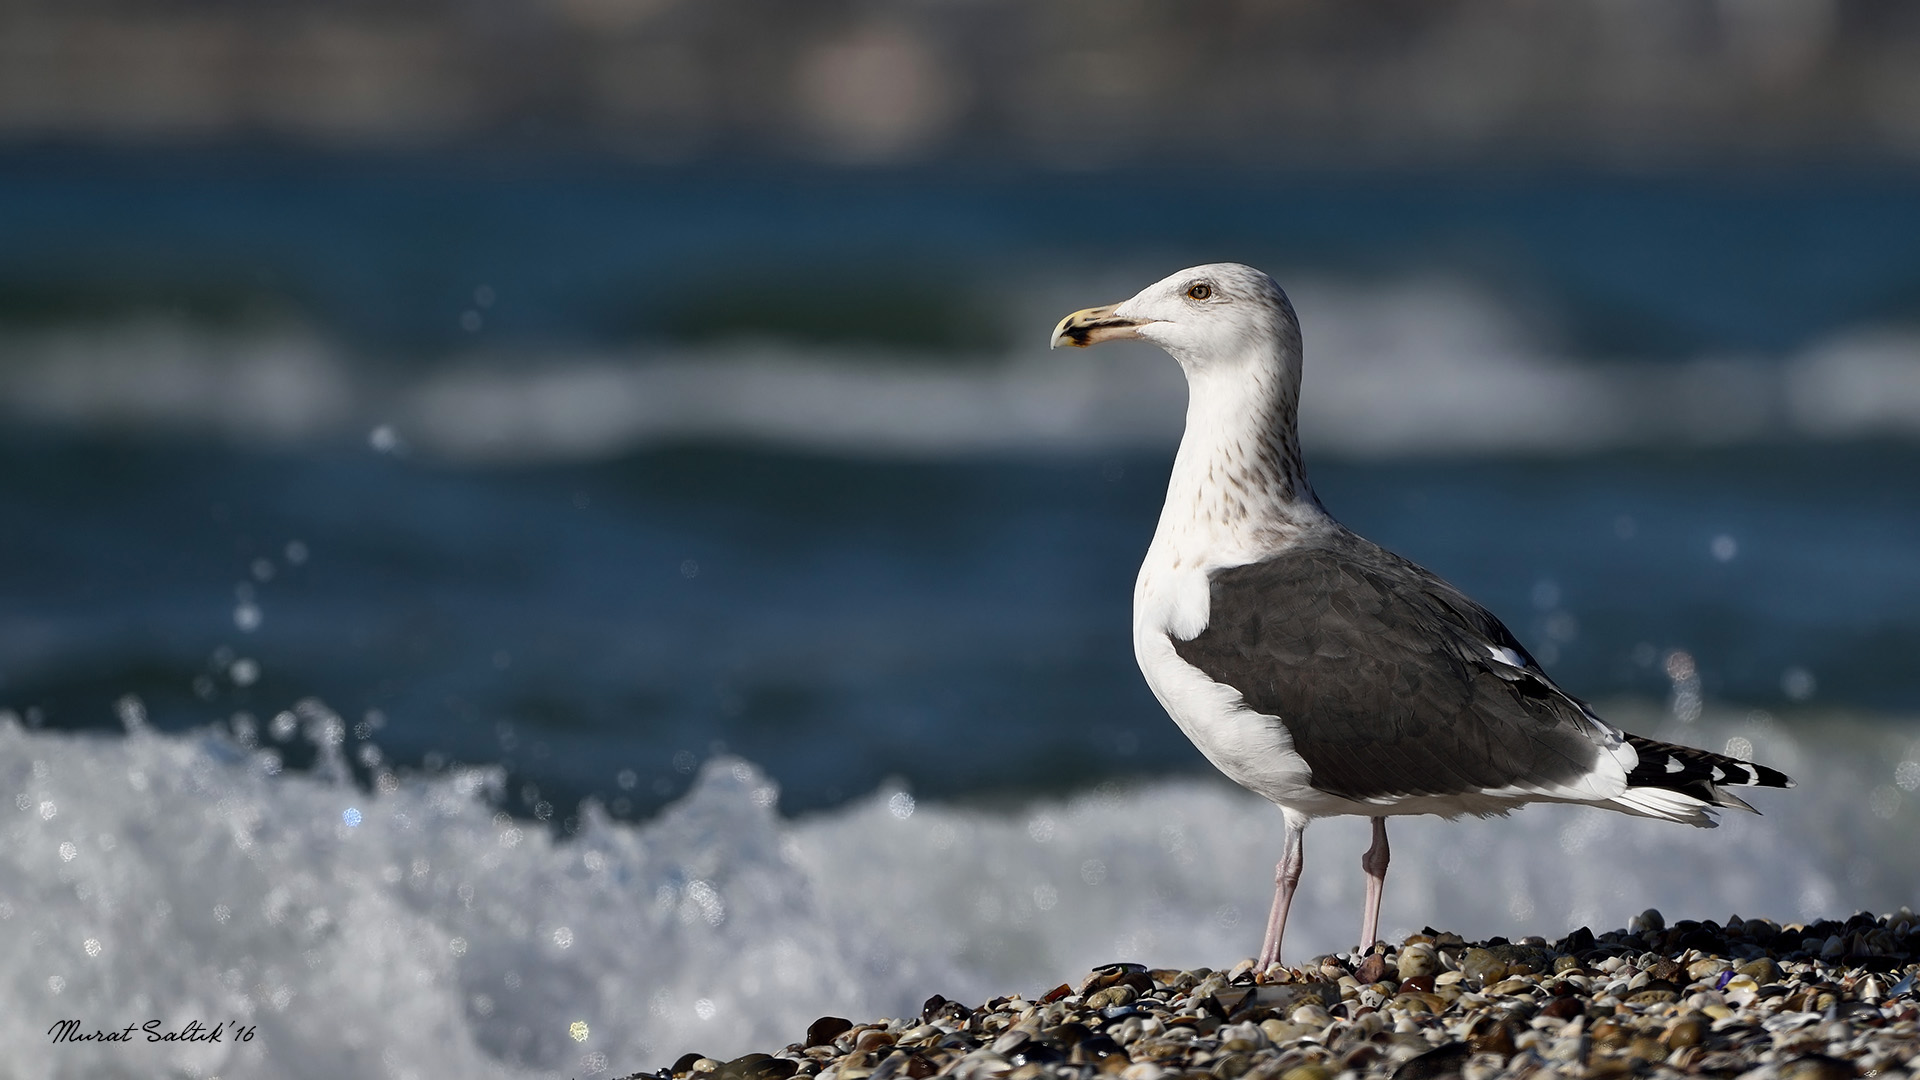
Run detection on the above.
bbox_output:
[1458,948,1509,987]
[1396,944,1439,979]
[1686,959,1730,983]
[807,1018,855,1049]
[1737,957,1781,984]
[1662,1016,1705,1049]
[1290,1003,1332,1026]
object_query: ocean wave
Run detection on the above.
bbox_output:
[3,703,1914,1076]
[3,279,1920,462]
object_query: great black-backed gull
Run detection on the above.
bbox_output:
[1052,263,1793,968]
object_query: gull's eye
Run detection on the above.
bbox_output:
[1187,283,1213,301]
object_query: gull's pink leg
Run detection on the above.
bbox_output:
[1358,816,1390,953]
[1258,812,1307,969]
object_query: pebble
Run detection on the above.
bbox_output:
[635,909,1920,1080]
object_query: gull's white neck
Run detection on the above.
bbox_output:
[1149,344,1326,572]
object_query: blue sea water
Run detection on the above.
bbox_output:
[2,153,1918,1077]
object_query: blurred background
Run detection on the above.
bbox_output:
[4,1,1920,1077]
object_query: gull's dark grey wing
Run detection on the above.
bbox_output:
[1170,530,1607,802]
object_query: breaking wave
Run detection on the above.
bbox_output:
[4,703,1915,1078]
[4,278,1920,461]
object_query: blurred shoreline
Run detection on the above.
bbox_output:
[3,0,1920,167]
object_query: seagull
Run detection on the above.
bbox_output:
[1052,263,1793,968]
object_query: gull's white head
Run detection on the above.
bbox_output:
[1050,263,1300,374]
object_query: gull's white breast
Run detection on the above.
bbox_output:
[1131,540,1328,812]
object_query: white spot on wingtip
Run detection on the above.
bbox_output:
[1665,757,1684,774]
[1487,645,1527,668]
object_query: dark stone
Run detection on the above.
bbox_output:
[1539,996,1584,1021]
[720,1053,797,1080]
[1555,926,1595,954]
[804,1017,852,1048]
[920,994,949,1021]
[1464,1015,1519,1057]
[1009,1043,1065,1066]
[1392,1042,1471,1080]
[1072,1034,1127,1063]
[1044,1021,1091,1044]
[1353,953,1389,985]
[671,1053,707,1076]
[1779,1054,1858,1080]
[866,1051,908,1080]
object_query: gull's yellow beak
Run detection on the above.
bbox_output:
[1050,304,1145,349]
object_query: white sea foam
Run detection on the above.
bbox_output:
[3,706,1914,1078]
[3,278,1920,461]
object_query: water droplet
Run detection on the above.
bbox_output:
[229,658,260,687]
[83,938,101,958]
[1869,786,1902,820]
[887,792,915,819]
[213,904,232,924]
[1782,666,1816,701]
[1664,650,1697,681]
[693,998,716,1020]
[569,1020,589,1042]
[1895,760,1920,793]
[284,539,309,565]
[1710,534,1738,562]
[615,769,637,790]
[679,559,700,579]
[47,976,65,995]
[1531,579,1561,611]
[1032,884,1058,910]
[342,807,362,828]
[475,285,496,309]
[58,841,77,862]
[460,310,482,332]
[234,602,262,632]
[369,425,401,454]
[449,936,468,956]
[115,695,148,733]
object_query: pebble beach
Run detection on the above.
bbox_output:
[636,910,1920,1080]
